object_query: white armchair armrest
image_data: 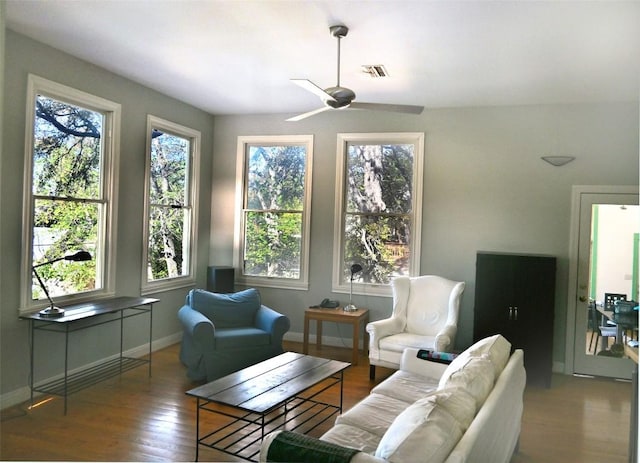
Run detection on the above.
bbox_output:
[366,317,403,348]
[435,324,457,352]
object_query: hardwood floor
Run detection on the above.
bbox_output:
[0,341,633,462]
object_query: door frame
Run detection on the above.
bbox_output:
[564,184,639,375]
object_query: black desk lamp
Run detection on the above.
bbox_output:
[344,263,363,312]
[32,251,92,318]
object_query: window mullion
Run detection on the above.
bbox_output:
[33,195,105,204]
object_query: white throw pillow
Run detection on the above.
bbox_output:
[375,395,463,462]
[464,334,511,374]
[439,334,511,385]
[423,387,477,430]
[439,356,496,407]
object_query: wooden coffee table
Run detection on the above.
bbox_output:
[186,352,350,461]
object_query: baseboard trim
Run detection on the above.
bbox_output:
[0,331,182,411]
[283,330,366,350]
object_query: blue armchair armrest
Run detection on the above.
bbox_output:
[177,305,215,351]
[255,305,290,341]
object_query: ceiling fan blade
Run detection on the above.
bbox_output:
[349,102,424,114]
[291,79,337,102]
[286,106,333,122]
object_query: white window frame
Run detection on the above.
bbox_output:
[19,74,121,314]
[141,115,200,294]
[332,132,424,297]
[234,135,314,290]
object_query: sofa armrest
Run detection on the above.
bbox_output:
[366,317,403,348]
[177,305,215,350]
[255,305,290,341]
[400,347,449,379]
[260,431,384,463]
[435,324,457,352]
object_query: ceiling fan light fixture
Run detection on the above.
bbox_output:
[541,155,575,167]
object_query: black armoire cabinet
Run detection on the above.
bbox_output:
[473,252,556,387]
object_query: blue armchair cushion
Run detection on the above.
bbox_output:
[215,327,271,349]
[188,288,261,328]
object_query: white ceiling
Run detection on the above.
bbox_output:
[5,0,640,117]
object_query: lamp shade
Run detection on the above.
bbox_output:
[65,250,92,262]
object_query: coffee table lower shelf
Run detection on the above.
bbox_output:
[186,352,350,462]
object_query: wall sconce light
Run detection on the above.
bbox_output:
[344,263,363,312]
[541,156,575,167]
[32,251,92,318]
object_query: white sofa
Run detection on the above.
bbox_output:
[260,335,526,463]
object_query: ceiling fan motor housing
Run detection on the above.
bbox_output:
[324,86,356,108]
[330,25,349,38]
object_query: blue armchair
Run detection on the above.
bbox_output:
[178,288,290,381]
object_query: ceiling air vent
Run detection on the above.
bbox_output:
[362,64,389,78]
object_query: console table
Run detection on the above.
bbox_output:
[20,296,158,414]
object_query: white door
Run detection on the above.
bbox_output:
[571,187,638,379]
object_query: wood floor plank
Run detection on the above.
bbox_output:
[1,341,633,462]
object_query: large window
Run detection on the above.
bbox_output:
[142,115,200,292]
[333,133,424,296]
[21,75,121,313]
[234,135,313,290]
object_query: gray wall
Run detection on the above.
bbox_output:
[2,27,639,405]
[211,103,639,368]
[1,31,214,401]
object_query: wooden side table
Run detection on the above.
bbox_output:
[303,306,369,365]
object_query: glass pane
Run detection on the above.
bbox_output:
[33,95,103,198]
[149,130,188,206]
[344,214,411,284]
[147,206,187,280]
[346,143,414,214]
[243,211,302,278]
[246,145,305,210]
[32,199,98,299]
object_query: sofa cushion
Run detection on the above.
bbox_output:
[321,424,382,454]
[335,393,409,437]
[214,327,270,349]
[438,356,496,407]
[191,288,261,328]
[371,370,440,404]
[374,394,463,462]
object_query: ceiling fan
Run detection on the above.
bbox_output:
[286,25,424,122]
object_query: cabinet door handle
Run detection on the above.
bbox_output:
[508,306,513,320]
[514,306,518,321]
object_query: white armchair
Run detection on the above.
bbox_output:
[367,275,465,379]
